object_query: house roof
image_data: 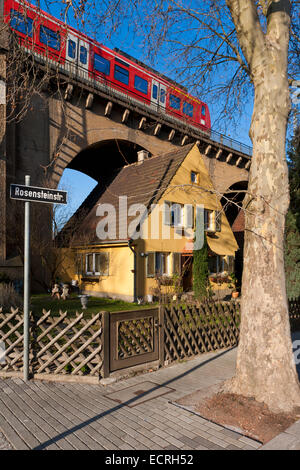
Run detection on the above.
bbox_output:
[64,144,195,245]
[232,209,245,233]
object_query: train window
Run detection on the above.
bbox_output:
[183,102,194,117]
[10,10,33,36]
[80,46,87,65]
[169,94,181,111]
[152,84,158,100]
[40,25,60,50]
[160,89,165,104]
[202,105,206,116]
[68,39,76,59]
[134,75,148,94]
[114,64,129,86]
[94,54,110,75]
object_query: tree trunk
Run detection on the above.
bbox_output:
[223,0,300,413]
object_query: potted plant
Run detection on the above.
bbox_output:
[229,273,239,299]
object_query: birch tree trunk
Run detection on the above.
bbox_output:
[223,0,300,413]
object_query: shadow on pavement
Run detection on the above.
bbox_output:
[33,347,235,450]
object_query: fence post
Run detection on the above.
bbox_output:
[101,311,110,378]
[158,305,164,368]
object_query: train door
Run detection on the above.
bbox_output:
[78,39,89,81]
[151,80,167,112]
[66,32,78,76]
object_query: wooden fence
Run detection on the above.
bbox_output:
[0,308,106,383]
[289,297,300,330]
[0,296,299,382]
[162,302,240,364]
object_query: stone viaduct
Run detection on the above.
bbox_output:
[0,27,251,281]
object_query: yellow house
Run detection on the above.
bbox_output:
[61,144,238,302]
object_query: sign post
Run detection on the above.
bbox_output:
[23,175,30,382]
[10,178,67,382]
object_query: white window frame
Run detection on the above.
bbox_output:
[209,255,226,275]
[191,171,199,184]
[164,201,184,228]
[85,252,109,276]
[146,252,170,277]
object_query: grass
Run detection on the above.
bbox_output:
[30,293,156,317]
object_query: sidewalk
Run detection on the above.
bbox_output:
[0,347,299,450]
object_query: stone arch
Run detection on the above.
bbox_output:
[51,125,177,185]
[220,180,248,225]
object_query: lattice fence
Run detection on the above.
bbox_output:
[163,302,240,363]
[289,297,300,331]
[289,297,300,318]
[0,308,105,379]
[117,317,154,359]
[0,298,299,380]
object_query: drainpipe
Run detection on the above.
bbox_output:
[128,239,137,303]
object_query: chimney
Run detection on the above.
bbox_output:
[137,150,149,164]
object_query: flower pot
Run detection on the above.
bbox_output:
[232,291,239,299]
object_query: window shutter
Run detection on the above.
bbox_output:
[172,204,182,227]
[163,201,171,226]
[215,211,222,232]
[184,204,194,229]
[173,253,181,274]
[101,252,109,276]
[146,253,155,277]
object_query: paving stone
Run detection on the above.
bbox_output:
[226,444,243,450]
[0,348,267,451]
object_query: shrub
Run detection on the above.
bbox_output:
[0,283,22,310]
[193,237,210,302]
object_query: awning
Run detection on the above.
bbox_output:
[206,232,238,256]
[182,234,238,256]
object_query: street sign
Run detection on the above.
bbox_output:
[10,184,67,204]
[10,176,68,381]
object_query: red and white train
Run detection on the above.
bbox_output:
[3,0,211,132]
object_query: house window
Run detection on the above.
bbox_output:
[173,253,181,275]
[191,171,199,184]
[209,255,234,274]
[204,209,214,232]
[10,10,33,36]
[163,201,183,227]
[146,252,170,277]
[204,209,222,232]
[85,253,109,276]
[155,252,169,276]
[40,25,60,50]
